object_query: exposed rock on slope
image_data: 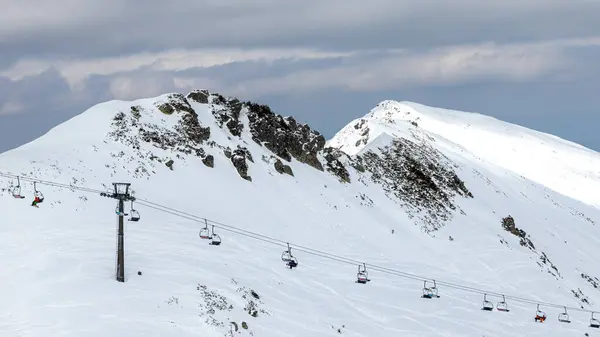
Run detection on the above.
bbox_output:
[356,136,472,233]
[104,89,473,232]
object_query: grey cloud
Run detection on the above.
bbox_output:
[0,69,105,152]
[1,47,600,155]
[2,0,600,68]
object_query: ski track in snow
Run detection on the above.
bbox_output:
[0,94,599,336]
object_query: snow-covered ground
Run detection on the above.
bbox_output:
[1,91,600,337]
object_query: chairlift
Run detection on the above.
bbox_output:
[281,242,292,262]
[33,182,44,202]
[481,294,494,311]
[128,200,140,222]
[421,280,440,299]
[558,306,570,323]
[11,177,24,199]
[208,225,221,246]
[591,312,600,328]
[534,304,547,323]
[496,295,509,312]
[281,243,298,268]
[356,263,369,284]
[199,219,211,239]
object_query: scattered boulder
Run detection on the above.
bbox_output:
[165,159,174,170]
[501,215,535,250]
[202,155,214,168]
[274,159,294,176]
[130,106,141,119]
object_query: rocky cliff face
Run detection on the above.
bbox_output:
[104,89,472,233]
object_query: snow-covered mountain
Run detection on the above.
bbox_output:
[1,90,600,337]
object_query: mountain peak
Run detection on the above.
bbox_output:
[330,99,600,209]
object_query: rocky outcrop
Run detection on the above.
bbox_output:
[501,215,535,250]
[244,102,326,171]
[230,147,253,181]
[323,148,350,183]
[108,89,476,232]
[357,137,472,233]
[187,89,209,104]
[211,95,244,137]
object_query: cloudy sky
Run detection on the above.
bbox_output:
[1,0,599,153]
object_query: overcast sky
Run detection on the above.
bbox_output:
[1,0,599,153]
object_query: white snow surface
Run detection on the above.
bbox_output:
[1,93,600,337]
[329,100,600,209]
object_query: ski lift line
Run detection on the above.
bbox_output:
[135,200,599,314]
[0,173,105,194]
[1,172,598,316]
[135,199,366,265]
[136,200,368,268]
[132,201,597,314]
[0,172,104,194]
[135,201,287,247]
[136,202,361,268]
[135,199,291,246]
[0,175,575,305]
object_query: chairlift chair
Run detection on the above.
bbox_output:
[33,182,44,202]
[128,200,140,222]
[11,177,25,199]
[281,243,298,268]
[534,304,547,323]
[356,263,369,284]
[199,219,211,239]
[558,307,570,323]
[496,295,509,312]
[421,280,440,299]
[281,243,292,262]
[481,294,494,311]
[209,225,221,246]
[591,312,600,328]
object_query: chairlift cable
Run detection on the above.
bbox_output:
[0,171,598,315]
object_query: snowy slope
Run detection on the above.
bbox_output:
[1,91,600,337]
[328,100,600,208]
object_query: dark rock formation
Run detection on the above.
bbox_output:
[501,215,535,250]
[244,102,326,170]
[323,148,350,183]
[274,159,294,176]
[231,148,252,181]
[202,155,214,168]
[358,137,472,232]
[187,89,209,104]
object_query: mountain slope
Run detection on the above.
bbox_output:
[1,90,600,337]
[329,100,600,208]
